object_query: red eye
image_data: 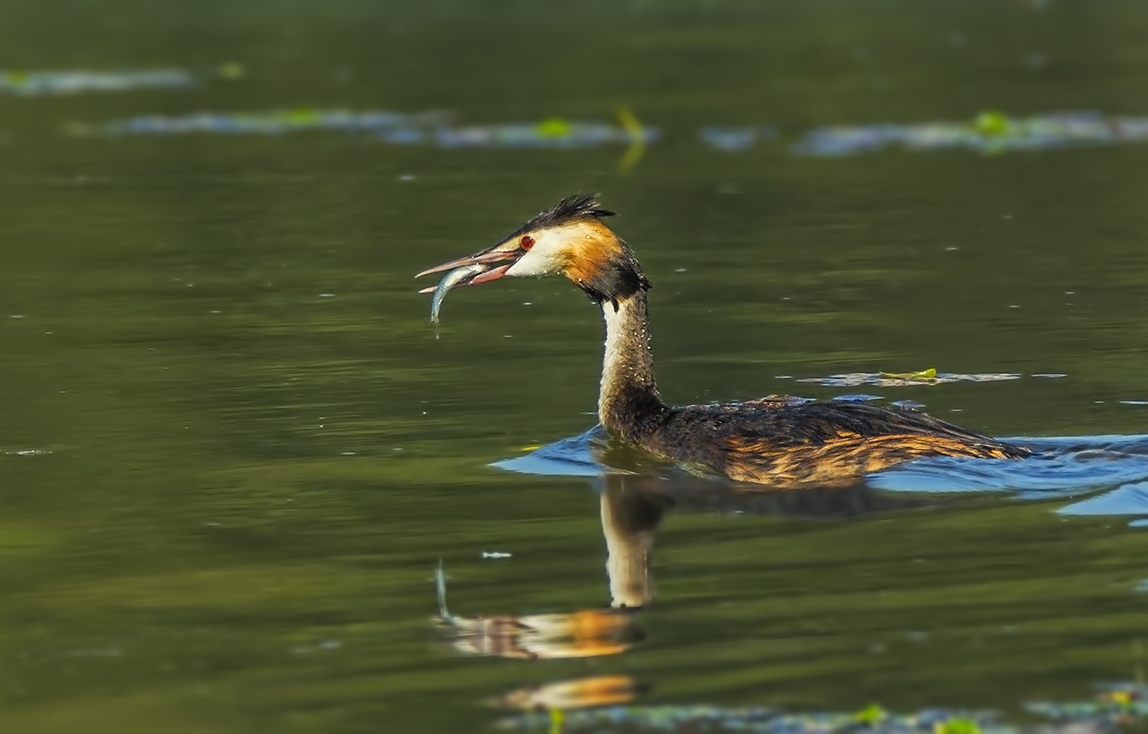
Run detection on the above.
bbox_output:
[520,235,535,250]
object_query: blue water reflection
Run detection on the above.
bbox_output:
[496,427,1148,523]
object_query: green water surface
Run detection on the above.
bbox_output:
[1,1,1148,732]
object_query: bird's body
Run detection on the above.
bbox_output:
[418,194,1030,486]
[591,282,1026,485]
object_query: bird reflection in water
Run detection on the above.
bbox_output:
[434,457,931,661]
[432,452,945,724]
[493,674,645,713]
[433,554,643,661]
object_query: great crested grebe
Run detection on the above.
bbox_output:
[416,194,1030,485]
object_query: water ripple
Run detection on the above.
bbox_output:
[496,429,1148,521]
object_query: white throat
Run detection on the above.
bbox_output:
[599,299,632,420]
[597,294,662,435]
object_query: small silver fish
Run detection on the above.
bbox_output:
[430,264,486,324]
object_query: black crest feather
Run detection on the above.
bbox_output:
[506,193,649,306]
[512,193,615,236]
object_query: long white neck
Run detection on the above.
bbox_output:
[598,292,667,441]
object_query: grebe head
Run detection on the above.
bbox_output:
[417,193,651,307]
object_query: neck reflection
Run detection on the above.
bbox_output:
[597,467,932,610]
[438,467,929,661]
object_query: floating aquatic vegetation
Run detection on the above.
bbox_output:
[793,111,1148,156]
[387,120,658,149]
[616,107,648,173]
[497,684,1148,733]
[881,368,938,381]
[1,447,54,456]
[0,68,195,96]
[1027,683,1148,723]
[892,399,926,410]
[59,105,1148,156]
[66,109,451,137]
[796,372,1023,388]
[699,126,778,151]
[66,108,656,149]
[498,704,1008,733]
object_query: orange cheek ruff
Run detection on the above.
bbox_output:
[559,222,624,286]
